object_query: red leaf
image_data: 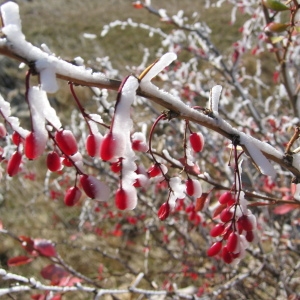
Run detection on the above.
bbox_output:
[19,235,35,254]
[41,264,69,285]
[8,255,33,267]
[273,204,299,215]
[34,239,57,257]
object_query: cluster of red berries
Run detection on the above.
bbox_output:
[207,191,257,264]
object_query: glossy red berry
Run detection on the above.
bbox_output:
[148,164,161,177]
[220,208,233,223]
[222,246,233,264]
[237,215,253,232]
[86,134,99,157]
[7,151,22,177]
[46,151,61,172]
[24,132,44,160]
[245,230,254,242]
[189,132,204,152]
[226,232,239,252]
[207,241,222,257]
[110,160,122,173]
[12,131,22,146]
[158,202,170,221]
[55,129,78,156]
[210,223,226,237]
[64,186,82,206]
[115,188,128,210]
[186,178,194,196]
[79,174,109,200]
[100,132,118,161]
[219,191,234,205]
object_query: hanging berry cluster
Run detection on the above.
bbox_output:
[207,141,258,264]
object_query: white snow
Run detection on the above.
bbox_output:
[1,2,21,29]
[209,85,222,114]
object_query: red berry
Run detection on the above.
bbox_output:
[110,160,122,173]
[86,134,99,157]
[210,223,226,237]
[220,208,233,223]
[238,215,254,231]
[46,151,61,172]
[207,241,222,257]
[7,151,22,177]
[158,202,170,221]
[12,131,22,146]
[62,156,73,167]
[99,132,117,161]
[148,164,161,177]
[222,246,233,264]
[24,132,44,160]
[55,129,78,156]
[186,178,194,196]
[219,191,234,205]
[227,232,239,252]
[115,188,128,210]
[79,174,109,200]
[245,230,254,242]
[189,132,204,152]
[64,186,82,206]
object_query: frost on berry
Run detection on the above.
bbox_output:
[131,132,148,152]
[158,202,170,220]
[186,178,202,197]
[207,241,222,257]
[115,186,137,210]
[148,163,167,178]
[7,151,22,177]
[189,132,204,152]
[79,174,109,201]
[46,151,62,172]
[99,132,118,161]
[55,129,78,156]
[24,131,46,160]
[64,186,82,206]
[86,133,102,157]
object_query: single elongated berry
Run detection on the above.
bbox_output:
[227,232,239,252]
[55,129,78,156]
[115,188,128,210]
[158,202,170,221]
[210,223,226,237]
[186,178,194,196]
[218,192,234,205]
[245,230,254,242]
[100,132,117,161]
[12,131,21,146]
[64,186,82,206]
[148,164,161,177]
[24,132,44,160]
[86,134,100,157]
[207,241,222,257]
[189,132,204,152]
[220,208,233,223]
[237,215,253,232]
[47,151,62,172]
[222,246,233,264]
[7,151,22,177]
[110,159,122,173]
[79,174,109,200]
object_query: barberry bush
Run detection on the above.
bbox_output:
[0,0,300,299]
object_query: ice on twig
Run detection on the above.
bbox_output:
[209,85,222,114]
[240,134,276,178]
